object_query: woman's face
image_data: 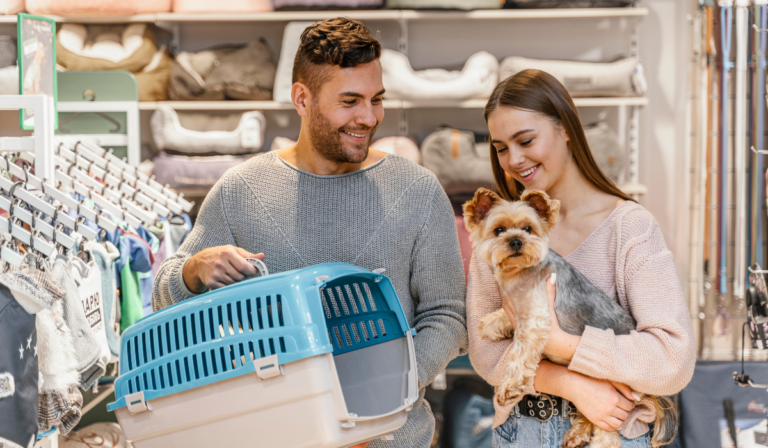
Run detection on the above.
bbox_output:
[487,106,570,193]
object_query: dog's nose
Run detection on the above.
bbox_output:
[509,239,523,251]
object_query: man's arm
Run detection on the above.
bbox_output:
[152,175,258,311]
[409,179,468,388]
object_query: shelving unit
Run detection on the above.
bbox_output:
[0,8,648,23]
[138,97,649,111]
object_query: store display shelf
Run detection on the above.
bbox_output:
[139,97,648,111]
[0,7,648,24]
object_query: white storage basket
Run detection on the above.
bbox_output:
[108,263,418,448]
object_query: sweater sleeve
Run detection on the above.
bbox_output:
[466,251,515,387]
[152,175,237,311]
[409,179,468,388]
[567,212,696,395]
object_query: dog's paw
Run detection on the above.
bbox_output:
[562,432,590,448]
[562,413,593,448]
[496,381,528,407]
[479,310,515,341]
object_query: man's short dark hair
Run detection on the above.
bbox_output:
[292,17,382,94]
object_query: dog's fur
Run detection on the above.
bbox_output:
[463,188,677,448]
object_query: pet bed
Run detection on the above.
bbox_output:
[169,40,276,101]
[583,121,625,185]
[151,153,251,189]
[0,0,23,14]
[135,46,172,101]
[386,0,500,9]
[372,136,422,165]
[26,0,171,16]
[0,66,17,95]
[499,56,647,97]
[274,0,383,9]
[172,0,273,12]
[421,127,495,198]
[381,49,499,101]
[56,24,157,72]
[0,36,15,68]
[274,21,315,103]
[503,0,636,7]
[151,106,267,155]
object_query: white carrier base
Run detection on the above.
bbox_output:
[115,340,416,448]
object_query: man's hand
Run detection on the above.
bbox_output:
[182,245,265,293]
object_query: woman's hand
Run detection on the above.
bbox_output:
[501,273,581,361]
[567,373,638,431]
[542,273,581,361]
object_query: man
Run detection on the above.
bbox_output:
[152,17,467,448]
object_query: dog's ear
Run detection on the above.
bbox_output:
[520,189,560,229]
[463,188,500,230]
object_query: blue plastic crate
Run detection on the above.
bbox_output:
[108,263,414,412]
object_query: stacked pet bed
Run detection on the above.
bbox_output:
[274,21,315,103]
[0,36,16,96]
[56,24,172,101]
[270,135,422,166]
[0,0,23,14]
[381,49,499,101]
[149,107,267,189]
[502,0,636,7]
[169,40,276,101]
[26,0,171,16]
[421,127,496,201]
[274,0,384,9]
[499,56,647,97]
[386,0,499,9]
[172,0,273,12]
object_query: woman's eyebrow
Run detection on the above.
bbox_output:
[491,128,534,144]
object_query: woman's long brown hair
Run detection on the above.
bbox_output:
[484,69,635,203]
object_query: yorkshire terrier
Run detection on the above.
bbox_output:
[463,188,676,448]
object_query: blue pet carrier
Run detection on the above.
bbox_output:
[108,263,418,448]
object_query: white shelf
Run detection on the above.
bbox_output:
[0,7,648,24]
[139,97,648,111]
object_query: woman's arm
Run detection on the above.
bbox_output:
[565,213,696,395]
[466,252,514,386]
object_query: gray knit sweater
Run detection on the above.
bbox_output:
[152,151,468,448]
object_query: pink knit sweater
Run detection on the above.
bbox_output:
[466,201,696,430]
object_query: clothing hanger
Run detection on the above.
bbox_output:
[56,143,171,220]
[58,89,122,134]
[6,153,113,239]
[0,160,84,251]
[58,138,193,214]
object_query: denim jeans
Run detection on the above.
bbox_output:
[493,405,651,448]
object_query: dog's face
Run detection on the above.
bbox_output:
[463,188,560,272]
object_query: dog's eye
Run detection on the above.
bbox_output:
[523,226,532,234]
[494,227,505,236]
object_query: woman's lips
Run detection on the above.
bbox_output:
[518,164,540,182]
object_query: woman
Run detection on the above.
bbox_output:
[466,69,695,447]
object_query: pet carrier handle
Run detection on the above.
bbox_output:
[246,257,269,278]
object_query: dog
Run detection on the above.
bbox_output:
[463,188,677,448]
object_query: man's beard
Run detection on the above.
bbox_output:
[308,104,378,164]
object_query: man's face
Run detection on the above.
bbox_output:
[307,60,385,164]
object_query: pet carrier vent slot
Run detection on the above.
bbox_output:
[157,325,164,357]
[336,287,350,315]
[192,355,200,380]
[268,338,276,355]
[334,327,344,348]
[142,333,148,365]
[246,300,254,331]
[343,285,360,314]
[363,283,377,311]
[198,311,206,343]
[202,352,209,377]
[182,316,189,347]
[321,291,332,319]
[354,284,368,312]
[174,319,181,351]
[190,314,198,345]
[369,321,378,338]
[210,350,218,375]
[236,301,244,333]
[256,297,264,329]
[342,325,353,346]
[328,329,335,348]
[277,295,284,326]
[350,322,361,343]
[239,343,246,366]
[134,337,141,367]
[359,321,369,340]
[266,296,274,328]
[324,288,342,317]
[149,328,156,360]
[280,336,286,352]
[127,339,133,370]
[248,341,255,361]
[258,340,266,358]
